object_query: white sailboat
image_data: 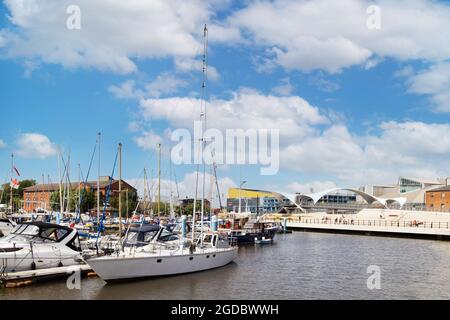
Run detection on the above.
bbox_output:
[85,25,238,282]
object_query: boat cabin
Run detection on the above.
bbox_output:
[1,222,81,251]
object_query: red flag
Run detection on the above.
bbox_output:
[10,178,19,189]
[13,166,20,176]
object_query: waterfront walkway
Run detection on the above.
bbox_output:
[262,208,450,240]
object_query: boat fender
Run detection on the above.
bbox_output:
[58,261,63,267]
[31,261,36,270]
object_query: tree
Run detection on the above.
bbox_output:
[1,179,36,208]
[109,190,138,218]
[181,200,210,216]
[50,188,96,212]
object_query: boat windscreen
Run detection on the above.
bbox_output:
[9,224,69,242]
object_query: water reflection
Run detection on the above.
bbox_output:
[2,232,450,300]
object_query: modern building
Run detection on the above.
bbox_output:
[425,186,450,211]
[295,177,448,211]
[227,188,291,214]
[296,190,357,206]
[368,177,447,210]
[22,176,136,212]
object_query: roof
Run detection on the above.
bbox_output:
[23,179,137,193]
[21,221,73,232]
[380,185,439,203]
[227,187,287,199]
[297,187,407,208]
[400,177,445,185]
[426,186,450,192]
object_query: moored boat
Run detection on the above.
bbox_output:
[0,222,83,272]
[85,232,238,281]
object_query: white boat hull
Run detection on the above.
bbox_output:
[87,247,238,281]
[0,245,82,272]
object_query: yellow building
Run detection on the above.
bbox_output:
[226,188,291,213]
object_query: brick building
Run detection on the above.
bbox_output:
[23,176,136,212]
[425,186,450,211]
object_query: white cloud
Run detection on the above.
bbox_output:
[133,131,163,152]
[281,121,450,186]
[16,133,57,159]
[0,139,6,148]
[407,63,450,112]
[225,0,450,73]
[108,80,143,100]
[174,57,220,81]
[285,181,337,194]
[139,89,328,143]
[1,0,217,74]
[146,74,188,98]
[271,78,293,96]
[308,74,340,93]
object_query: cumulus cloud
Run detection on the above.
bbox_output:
[281,121,450,186]
[1,0,217,74]
[271,78,294,96]
[0,139,6,148]
[406,63,450,112]
[15,133,57,159]
[108,80,143,100]
[146,74,188,98]
[128,171,236,207]
[133,131,163,152]
[225,0,450,73]
[139,89,328,143]
[285,181,338,194]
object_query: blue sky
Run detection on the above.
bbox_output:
[1,0,450,200]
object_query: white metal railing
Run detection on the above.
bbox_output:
[261,217,450,230]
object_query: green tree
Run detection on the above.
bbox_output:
[182,200,210,216]
[109,190,138,218]
[1,179,36,208]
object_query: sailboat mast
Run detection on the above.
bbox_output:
[157,143,161,216]
[143,168,148,216]
[97,132,101,227]
[200,24,208,246]
[118,142,122,236]
[10,153,13,213]
[57,148,63,218]
[78,164,81,215]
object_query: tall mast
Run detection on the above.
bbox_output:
[118,142,122,236]
[57,148,63,217]
[169,150,174,220]
[78,164,81,215]
[157,143,161,216]
[97,132,101,226]
[143,168,148,216]
[238,165,242,214]
[42,174,45,210]
[200,24,208,246]
[66,149,71,213]
[10,153,13,213]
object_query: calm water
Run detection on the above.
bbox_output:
[2,232,450,300]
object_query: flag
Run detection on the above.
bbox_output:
[10,178,19,189]
[13,166,20,176]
